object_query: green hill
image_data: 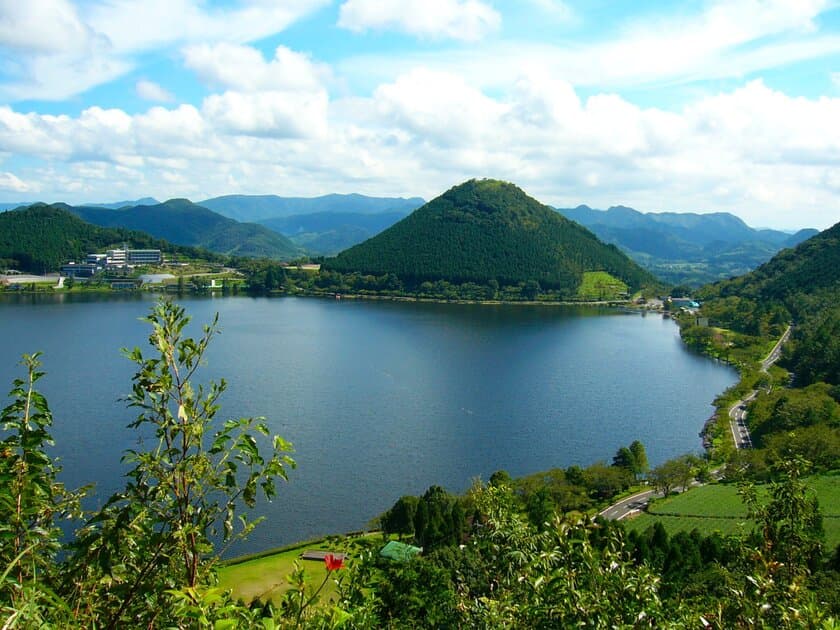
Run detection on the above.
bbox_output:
[696,220,840,387]
[558,205,817,286]
[0,204,217,273]
[65,199,302,260]
[325,179,655,295]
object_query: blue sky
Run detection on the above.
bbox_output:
[0,0,839,229]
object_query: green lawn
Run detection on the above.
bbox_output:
[577,271,628,301]
[218,535,380,605]
[622,473,840,548]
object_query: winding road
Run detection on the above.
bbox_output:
[601,327,793,520]
[728,325,791,450]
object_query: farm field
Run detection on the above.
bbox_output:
[622,474,840,548]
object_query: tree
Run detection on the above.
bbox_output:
[382,495,418,539]
[649,456,694,496]
[629,440,649,480]
[612,446,634,471]
[64,299,295,627]
[0,354,84,614]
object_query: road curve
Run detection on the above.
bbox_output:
[598,489,660,521]
[728,325,791,450]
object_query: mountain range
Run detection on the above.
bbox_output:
[326,179,655,294]
[557,205,817,286]
[199,193,424,222]
[62,199,301,260]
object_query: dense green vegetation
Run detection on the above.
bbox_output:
[3,301,840,628]
[559,204,817,286]
[260,210,411,255]
[66,199,302,259]
[0,204,221,273]
[625,476,840,548]
[326,180,656,296]
[680,220,840,468]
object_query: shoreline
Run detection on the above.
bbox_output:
[0,284,650,310]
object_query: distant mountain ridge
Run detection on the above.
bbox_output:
[557,205,818,286]
[82,197,160,209]
[64,199,301,260]
[199,193,425,223]
[260,210,411,255]
[327,179,655,294]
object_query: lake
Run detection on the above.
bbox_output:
[0,294,737,555]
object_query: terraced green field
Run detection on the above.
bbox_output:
[623,474,840,548]
[577,271,628,300]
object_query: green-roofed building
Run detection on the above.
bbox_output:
[379,540,422,562]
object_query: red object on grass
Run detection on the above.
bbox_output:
[324,553,345,571]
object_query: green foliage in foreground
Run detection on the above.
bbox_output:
[3,301,840,628]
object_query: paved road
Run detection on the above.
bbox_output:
[599,489,660,520]
[728,325,791,450]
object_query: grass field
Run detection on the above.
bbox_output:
[218,535,380,605]
[623,473,840,548]
[577,271,628,300]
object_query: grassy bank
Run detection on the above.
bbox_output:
[622,474,840,548]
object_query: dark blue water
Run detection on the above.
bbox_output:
[0,294,736,554]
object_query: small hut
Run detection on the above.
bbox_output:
[379,541,422,562]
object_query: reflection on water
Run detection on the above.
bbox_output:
[0,294,737,555]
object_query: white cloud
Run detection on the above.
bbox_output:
[0,171,33,192]
[183,43,328,92]
[0,0,329,101]
[2,74,840,230]
[203,90,328,139]
[136,80,174,103]
[373,69,507,145]
[83,0,330,54]
[338,0,500,42]
[0,0,97,54]
[338,0,839,93]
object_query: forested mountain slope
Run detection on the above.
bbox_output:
[697,219,840,386]
[0,205,215,272]
[65,199,301,260]
[558,204,817,285]
[326,179,655,294]
[260,210,409,255]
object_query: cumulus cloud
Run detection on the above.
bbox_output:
[136,80,174,102]
[203,90,328,139]
[183,43,328,92]
[0,171,33,192]
[338,0,500,41]
[2,73,839,229]
[0,0,328,101]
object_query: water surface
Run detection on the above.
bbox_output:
[0,294,737,554]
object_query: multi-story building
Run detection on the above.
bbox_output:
[105,248,162,267]
[60,263,99,278]
[127,249,162,265]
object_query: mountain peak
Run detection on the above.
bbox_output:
[326,179,654,293]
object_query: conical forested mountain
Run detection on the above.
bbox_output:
[326,179,655,293]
